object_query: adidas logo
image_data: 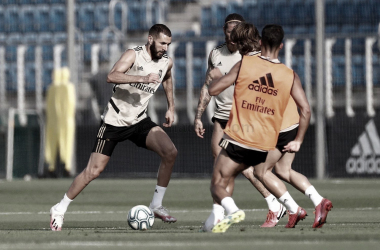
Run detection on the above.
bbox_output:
[346,120,380,174]
[137,66,144,71]
[217,61,222,66]
[248,73,278,96]
[155,189,158,193]
[219,139,229,150]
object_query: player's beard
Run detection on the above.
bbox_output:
[150,41,164,60]
[225,38,238,53]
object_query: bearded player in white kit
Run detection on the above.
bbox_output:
[50,24,178,231]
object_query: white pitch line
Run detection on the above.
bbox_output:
[2,240,375,249]
[1,207,380,216]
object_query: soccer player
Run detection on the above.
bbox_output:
[50,24,178,231]
[246,97,333,228]
[194,14,286,231]
[207,23,312,233]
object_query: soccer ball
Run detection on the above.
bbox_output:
[127,205,155,230]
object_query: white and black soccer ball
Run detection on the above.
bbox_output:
[127,205,155,230]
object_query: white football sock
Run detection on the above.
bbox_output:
[265,194,281,212]
[221,197,239,215]
[279,191,299,214]
[55,193,73,213]
[305,185,323,207]
[150,185,166,209]
[203,204,225,231]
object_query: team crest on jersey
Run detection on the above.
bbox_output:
[133,46,143,52]
[249,73,278,96]
[137,66,144,71]
[217,62,222,66]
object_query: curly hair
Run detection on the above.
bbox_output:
[230,22,261,55]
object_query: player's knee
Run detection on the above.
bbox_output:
[274,168,287,181]
[253,169,265,183]
[84,164,104,181]
[161,145,177,162]
[241,167,253,179]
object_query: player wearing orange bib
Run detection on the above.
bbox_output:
[242,91,332,228]
[195,14,288,231]
[207,24,312,233]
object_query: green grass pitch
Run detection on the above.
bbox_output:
[0,178,380,250]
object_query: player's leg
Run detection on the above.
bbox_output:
[210,149,246,233]
[211,121,224,161]
[50,152,110,231]
[254,149,307,228]
[274,152,312,193]
[201,120,230,231]
[67,153,110,199]
[145,126,178,222]
[274,153,333,228]
[241,167,286,227]
[50,121,118,232]
[211,121,234,196]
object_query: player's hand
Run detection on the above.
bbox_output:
[283,140,301,153]
[194,119,205,138]
[143,73,160,84]
[209,67,223,80]
[163,109,174,127]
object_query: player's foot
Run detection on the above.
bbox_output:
[50,203,64,231]
[261,204,287,228]
[212,210,245,233]
[200,218,221,232]
[285,207,307,228]
[312,198,333,228]
[150,206,177,223]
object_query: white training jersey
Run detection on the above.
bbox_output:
[102,45,170,127]
[210,43,242,120]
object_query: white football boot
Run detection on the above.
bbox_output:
[50,203,64,231]
[149,205,177,223]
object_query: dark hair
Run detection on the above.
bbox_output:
[223,13,245,29]
[261,24,284,50]
[230,22,261,55]
[149,24,172,38]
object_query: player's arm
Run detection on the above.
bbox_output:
[162,58,175,127]
[194,52,221,138]
[107,49,160,85]
[283,72,311,153]
[208,61,241,96]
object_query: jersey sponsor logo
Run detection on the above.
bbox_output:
[241,96,275,115]
[130,82,156,94]
[346,120,380,174]
[248,73,278,96]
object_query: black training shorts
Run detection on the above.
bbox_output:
[219,138,268,167]
[212,117,228,130]
[276,127,298,152]
[92,117,158,156]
